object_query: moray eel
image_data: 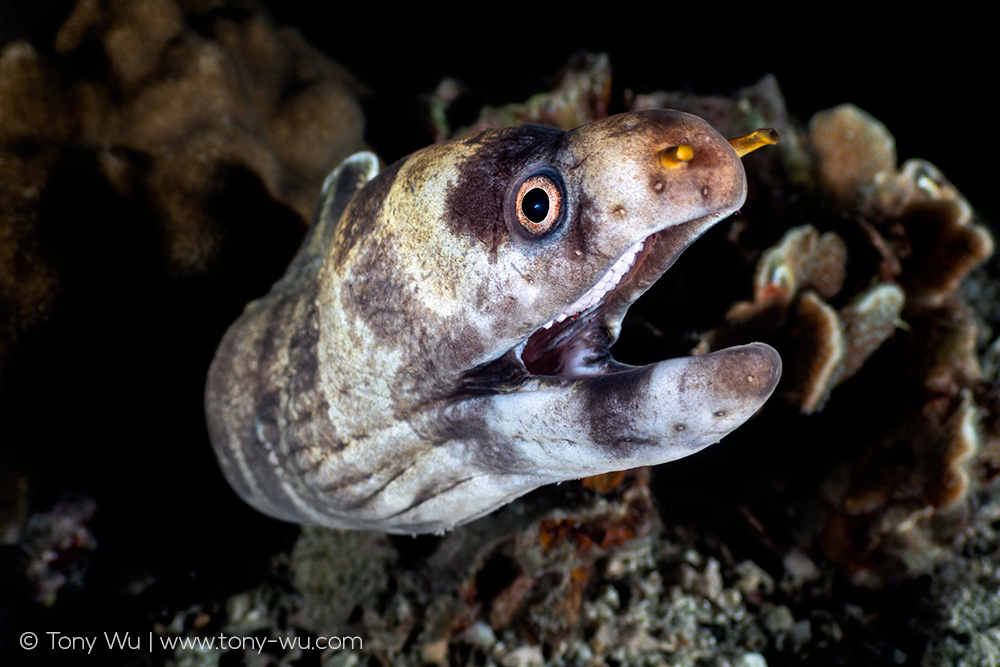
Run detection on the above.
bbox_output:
[205,110,781,534]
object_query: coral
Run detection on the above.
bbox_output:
[810,105,896,207]
[19,498,98,606]
[813,105,993,308]
[805,107,994,582]
[0,147,61,362]
[0,0,365,376]
[699,224,903,413]
[687,98,995,584]
[432,52,612,137]
[2,8,998,659]
[291,530,397,631]
[864,160,994,307]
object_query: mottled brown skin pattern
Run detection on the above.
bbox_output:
[205,111,781,534]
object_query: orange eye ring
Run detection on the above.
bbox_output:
[515,173,563,236]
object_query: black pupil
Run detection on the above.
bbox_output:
[522,188,549,223]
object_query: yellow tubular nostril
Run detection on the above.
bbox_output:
[660,143,695,168]
[728,128,779,158]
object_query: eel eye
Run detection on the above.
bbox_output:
[515,173,563,236]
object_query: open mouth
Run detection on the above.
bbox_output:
[520,230,662,379]
[514,127,780,383]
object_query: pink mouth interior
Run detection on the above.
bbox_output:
[521,233,658,378]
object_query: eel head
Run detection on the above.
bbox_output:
[206,110,781,533]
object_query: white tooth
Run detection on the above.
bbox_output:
[541,237,647,330]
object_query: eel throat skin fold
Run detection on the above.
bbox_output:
[205,110,782,534]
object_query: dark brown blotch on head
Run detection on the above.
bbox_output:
[341,234,415,341]
[339,234,492,405]
[431,401,535,473]
[331,159,404,270]
[444,126,564,262]
[582,366,657,456]
[400,318,497,407]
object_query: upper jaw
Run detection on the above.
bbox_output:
[598,207,740,339]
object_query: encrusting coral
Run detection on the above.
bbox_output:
[692,102,996,583]
[805,106,995,581]
[698,224,905,413]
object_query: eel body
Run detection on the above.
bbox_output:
[205,110,781,533]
